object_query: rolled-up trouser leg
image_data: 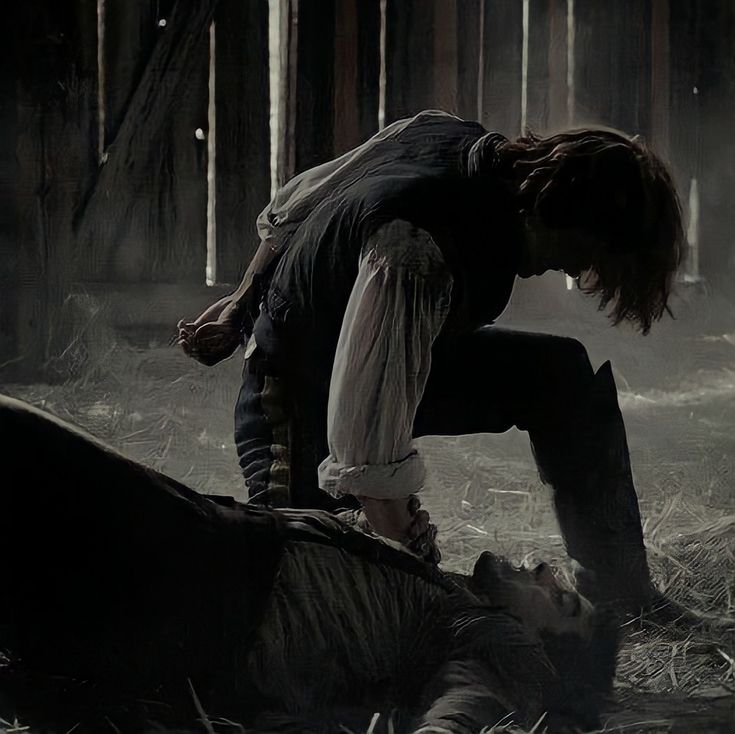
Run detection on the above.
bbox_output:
[530,361,653,610]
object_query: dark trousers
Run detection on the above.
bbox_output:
[235,321,652,604]
[235,324,594,507]
[235,324,603,502]
[415,326,595,437]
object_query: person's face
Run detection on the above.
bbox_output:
[471,552,595,636]
[518,216,602,280]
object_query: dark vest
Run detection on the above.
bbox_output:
[259,111,521,378]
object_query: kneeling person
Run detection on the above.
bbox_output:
[179,110,684,617]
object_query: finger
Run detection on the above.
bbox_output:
[407,495,422,514]
[408,523,439,562]
[415,523,438,549]
[408,509,431,539]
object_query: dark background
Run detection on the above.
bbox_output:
[0,2,733,731]
[1,0,734,375]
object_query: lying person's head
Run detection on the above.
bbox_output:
[445,550,621,731]
[467,550,595,635]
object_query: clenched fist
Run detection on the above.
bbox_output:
[177,317,243,366]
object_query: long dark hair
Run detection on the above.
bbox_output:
[472,128,685,333]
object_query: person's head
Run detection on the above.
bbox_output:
[467,551,595,636]
[470,128,685,333]
[451,550,620,730]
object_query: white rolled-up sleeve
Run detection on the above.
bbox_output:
[317,220,453,499]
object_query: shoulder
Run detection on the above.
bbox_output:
[395,110,487,136]
[363,219,447,277]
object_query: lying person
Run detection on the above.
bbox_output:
[178,110,685,619]
[0,395,618,734]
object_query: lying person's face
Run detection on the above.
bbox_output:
[470,551,595,636]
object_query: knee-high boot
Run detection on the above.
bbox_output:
[530,361,654,612]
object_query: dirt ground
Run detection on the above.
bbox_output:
[2,281,734,733]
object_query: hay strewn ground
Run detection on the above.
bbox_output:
[2,285,734,733]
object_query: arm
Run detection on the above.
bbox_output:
[177,226,282,366]
[317,220,452,544]
[178,121,416,367]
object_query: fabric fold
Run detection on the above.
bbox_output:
[317,220,453,500]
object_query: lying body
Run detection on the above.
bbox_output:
[0,396,618,733]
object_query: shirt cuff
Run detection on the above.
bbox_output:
[317,450,426,500]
